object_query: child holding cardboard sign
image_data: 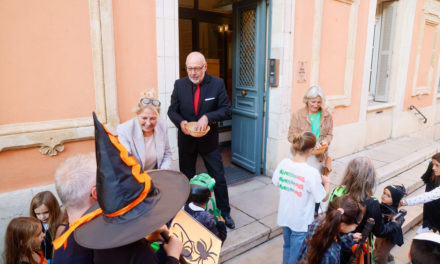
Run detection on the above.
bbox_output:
[184,173,227,243]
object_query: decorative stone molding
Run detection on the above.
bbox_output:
[411,10,440,96]
[334,0,354,4]
[0,0,118,155]
[310,0,359,109]
[425,12,440,26]
[39,145,65,156]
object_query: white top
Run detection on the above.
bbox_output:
[272,158,326,232]
[406,186,440,206]
[143,135,157,170]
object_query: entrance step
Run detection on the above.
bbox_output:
[373,155,430,235]
[219,137,438,263]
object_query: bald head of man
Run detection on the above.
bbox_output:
[186,52,207,84]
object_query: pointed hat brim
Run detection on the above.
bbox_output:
[74,169,189,249]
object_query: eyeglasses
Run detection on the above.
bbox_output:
[185,65,205,72]
[140,98,161,107]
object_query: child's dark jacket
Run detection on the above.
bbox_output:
[184,203,227,242]
[379,203,404,246]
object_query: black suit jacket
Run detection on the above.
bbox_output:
[168,74,231,154]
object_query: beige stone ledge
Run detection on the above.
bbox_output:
[366,102,395,112]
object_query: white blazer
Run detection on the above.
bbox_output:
[117,118,172,169]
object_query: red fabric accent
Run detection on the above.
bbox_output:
[37,250,48,264]
[194,84,200,115]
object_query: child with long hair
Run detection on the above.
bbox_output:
[401,152,440,233]
[330,156,400,263]
[29,191,62,262]
[272,132,330,264]
[297,196,363,264]
[3,217,47,264]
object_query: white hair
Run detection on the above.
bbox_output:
[303,85,326,106]
[55,153,96,210]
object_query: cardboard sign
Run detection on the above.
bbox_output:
[170,209,222,264]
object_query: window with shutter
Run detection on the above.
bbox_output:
[370,1,397,102]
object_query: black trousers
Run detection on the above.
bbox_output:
[179,147,231,216]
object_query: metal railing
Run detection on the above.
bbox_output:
[408,105,427,124]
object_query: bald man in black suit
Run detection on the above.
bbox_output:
[168,51,235,229]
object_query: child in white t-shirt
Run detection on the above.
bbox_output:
[273,131,330,264]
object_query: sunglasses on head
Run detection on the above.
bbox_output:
[140,98,161,107]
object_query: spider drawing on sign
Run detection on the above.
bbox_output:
[193,238,217,264]
[171,222,194,258]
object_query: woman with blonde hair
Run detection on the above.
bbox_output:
[330,156,400,263]
[273,132,330,264]
[117,90,172,170]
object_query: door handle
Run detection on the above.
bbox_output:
[241,90,247,96]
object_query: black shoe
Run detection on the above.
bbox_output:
[224,215,235,229]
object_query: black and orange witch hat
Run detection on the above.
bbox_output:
[53,113,189,250]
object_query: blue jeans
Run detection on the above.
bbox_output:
[282,227,307,264]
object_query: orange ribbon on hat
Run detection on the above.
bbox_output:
[52,125,152,250]
[52,207,103,250]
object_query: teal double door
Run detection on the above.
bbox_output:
[231,0,267,174]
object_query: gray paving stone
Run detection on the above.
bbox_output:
[228,178,267,199]
[337,150,368,164]
[401,145,438,165]
[377,159,412,183]
[253,175,273,185]
[230,184,278,220]
[370,159,387,168]
[258,212,282,239]
[228,206,255,230]
[328,160,346,186]
[391,224,419,264]
[394,137,433,150]
[365,149,403,163]
[371,141,419,156]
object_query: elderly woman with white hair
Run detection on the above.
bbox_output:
[288,85,333,216]
[288,85,333,150]
[117,90,172,170]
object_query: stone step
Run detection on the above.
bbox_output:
[219,177,280,263]
[391,224,421,264]
[374,159,427,235]
[400,187,424,234]
[322,156,430,221]
[374,160,429,198]
[375,144,437,184]
[373,159,428,234]
[326,141,438,190]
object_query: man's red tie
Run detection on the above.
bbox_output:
[194,84,200,115]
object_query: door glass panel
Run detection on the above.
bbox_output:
[239,9,256,87]
[180,0,194,8]
[199,22,221,77]
[199,22,232,97]
[179,18,193,78]
[199,0,233,14]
